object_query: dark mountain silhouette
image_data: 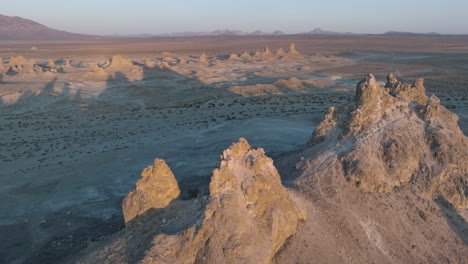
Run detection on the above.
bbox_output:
[0,14,98,41]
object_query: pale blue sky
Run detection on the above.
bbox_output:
[3,0,468,35]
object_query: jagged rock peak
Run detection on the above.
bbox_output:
[301,74,468,208]
[142,138,306,263]
[122,159,180,225]
[199,52,208,63]
[308,106,337,145]
[287,42,299,55]
[263,46,272,57]
[384,73,428,105]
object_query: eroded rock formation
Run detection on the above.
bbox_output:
[103,55,138,72]
[7,56,38,74]
[302,74,467,207]
[122,159,180,225]
[78,139,305,263]
[142,138,305,263]
[384,73,428,105]
[198,52,208,64]
[76,74,467,264]
[286,42,300,56]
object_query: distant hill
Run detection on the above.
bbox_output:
[124,29,286,38]
[384,31,441,36]
[304,27,353,35]
[0,14,97,41]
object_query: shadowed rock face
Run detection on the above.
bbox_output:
[302,74,468,208]
[122,159,180,225]
[142,138,305,263]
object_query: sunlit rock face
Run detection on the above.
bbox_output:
[142,138,306,263]
[122,159,180,225]
[300,74,467,208]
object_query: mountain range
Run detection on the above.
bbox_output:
[1,14,464,41]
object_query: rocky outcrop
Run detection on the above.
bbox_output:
[262,46,272,58]
[122,159,180,225]
[308,106,337,144]
[103,55,138,72]
[198,52,208,64]
[274,77,304,89]
[275,48,285,57]
[286,42,300,56]
[143,138,305,263]
[79,139,305,263]
[87,63,106,74]
[300,74,468,208]
[46,58,56,68]
[240,52,251,60]
[144,59,156,68]
[228,53,238,60]
[384,73,428,105]
[7,56,38,74]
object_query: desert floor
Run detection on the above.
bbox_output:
[0,35,467,263]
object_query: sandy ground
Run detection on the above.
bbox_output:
[0,35,467,263]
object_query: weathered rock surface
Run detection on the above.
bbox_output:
[301,73,468,207]
[142,138,305,263]
[275,74,468,263]
[77,139,305,263]
[75,75,467,264]
[384,73,428,105]
[308,106,337,144]
[122,159,180,225]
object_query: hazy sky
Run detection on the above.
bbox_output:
[3,0,468,35]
